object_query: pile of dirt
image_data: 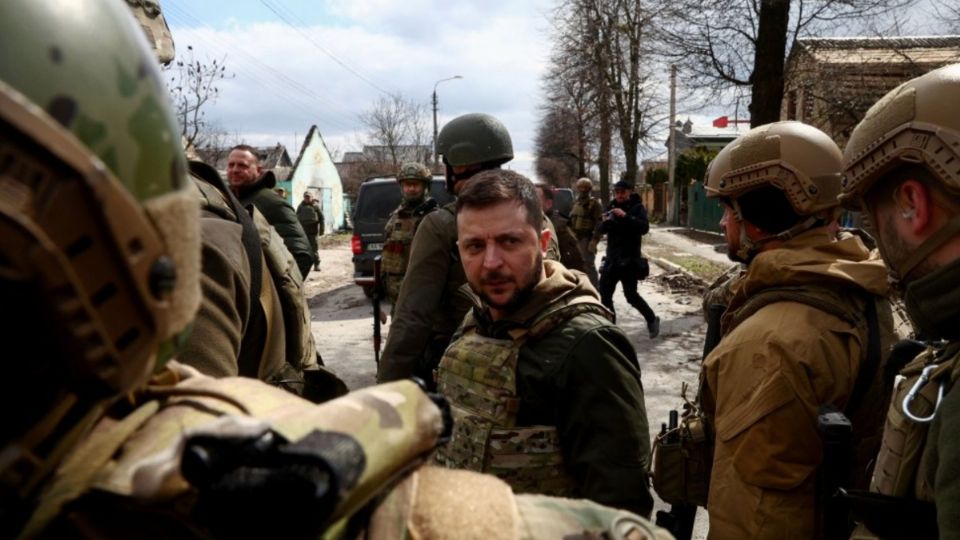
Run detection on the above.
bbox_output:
[652,271,705,296]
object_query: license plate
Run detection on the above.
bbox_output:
[367,243,383,251]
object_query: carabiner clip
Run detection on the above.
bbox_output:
[902,364,946,424]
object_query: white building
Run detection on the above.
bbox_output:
[287,125,345,234]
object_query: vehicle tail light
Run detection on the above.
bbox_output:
[351,234,363,255]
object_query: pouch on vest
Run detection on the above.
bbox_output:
[652,382,713,507]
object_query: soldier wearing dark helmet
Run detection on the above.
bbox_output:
[0,5,675,538]
[381,162,437,306]
[839,63,960,539]
[377,113,558,386]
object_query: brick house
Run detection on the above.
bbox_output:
[781,36,960,145]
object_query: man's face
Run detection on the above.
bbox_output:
[303,193,312,203]
[614,188,631,203]
[864,184,933,281]
[578,186,591,196]
[401,180,426,202]
[719,203,744,262]
[227,149,262,187]
[458,200,549,318]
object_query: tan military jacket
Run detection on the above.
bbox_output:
[701,228,891,539]
[178,179,320,393]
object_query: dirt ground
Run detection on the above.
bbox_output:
[305,234,710,538]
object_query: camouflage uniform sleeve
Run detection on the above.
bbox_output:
[177,217,249,377]
[378,212,451,382]
[543,212,561,261]
[555,323,653,517]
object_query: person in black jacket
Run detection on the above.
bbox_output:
[597,180,660,338]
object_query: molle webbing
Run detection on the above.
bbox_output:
[435,296,610,496]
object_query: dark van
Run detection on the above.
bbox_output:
[352,176,454,296]
[553,187,574,218]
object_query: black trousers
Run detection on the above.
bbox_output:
[599,260,655,324]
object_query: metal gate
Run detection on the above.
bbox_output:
[687,181,724,233]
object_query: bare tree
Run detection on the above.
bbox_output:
[164,45,231,148]
[545,0,665,194]
[358,93,430,170]
[535,106,587,185]
[932,0,960,32]
[656,0,917,126]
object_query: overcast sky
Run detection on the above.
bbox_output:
[163,0,569,177]
[162,0,952,178]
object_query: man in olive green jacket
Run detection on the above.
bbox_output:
[227,144,314,279]
[434,169,652,518]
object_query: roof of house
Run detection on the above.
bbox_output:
[196,143,292,172]
[792,35,960,65]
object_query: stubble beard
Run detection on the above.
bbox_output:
[476,254,544,313]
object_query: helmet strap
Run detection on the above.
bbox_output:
[733,198,822,262]
[887,213,960,285]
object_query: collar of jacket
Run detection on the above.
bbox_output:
[726,226,890,314]
[469,260,597,336]
[235,170,277,199]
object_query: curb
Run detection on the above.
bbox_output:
[648,256,709,286]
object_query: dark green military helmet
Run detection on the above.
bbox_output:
[397,162,432,184]
[436,113,514,168]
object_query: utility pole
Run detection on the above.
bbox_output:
[432,75,463,168]
[667,65,678,225]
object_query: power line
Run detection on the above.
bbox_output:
[164,0,361,133]
[258,0,393,95]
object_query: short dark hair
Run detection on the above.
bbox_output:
[737,186,804,234]
[457,169,543,232]
[230,144,261,163]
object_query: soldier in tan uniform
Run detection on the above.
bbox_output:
[839,63,960,538]
[569,177,603,286]
[0,7,676,538]
[534,180,587,274]
[381,162,437,306]
[433,169,653,518]
[698,122,898,538]
[378,114,559,387]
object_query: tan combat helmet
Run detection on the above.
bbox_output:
[841,63,960,281]
[842,63,960,205]
[575,177,593,192]
[706,121,844,259]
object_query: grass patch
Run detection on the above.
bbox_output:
[318,233,352,248]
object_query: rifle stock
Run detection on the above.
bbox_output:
[372,255,382,366]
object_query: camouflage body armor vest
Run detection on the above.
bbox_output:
[871,343,960,499]
[382,199,434,303]
[570,197,600,237]
[433,298,610,496]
